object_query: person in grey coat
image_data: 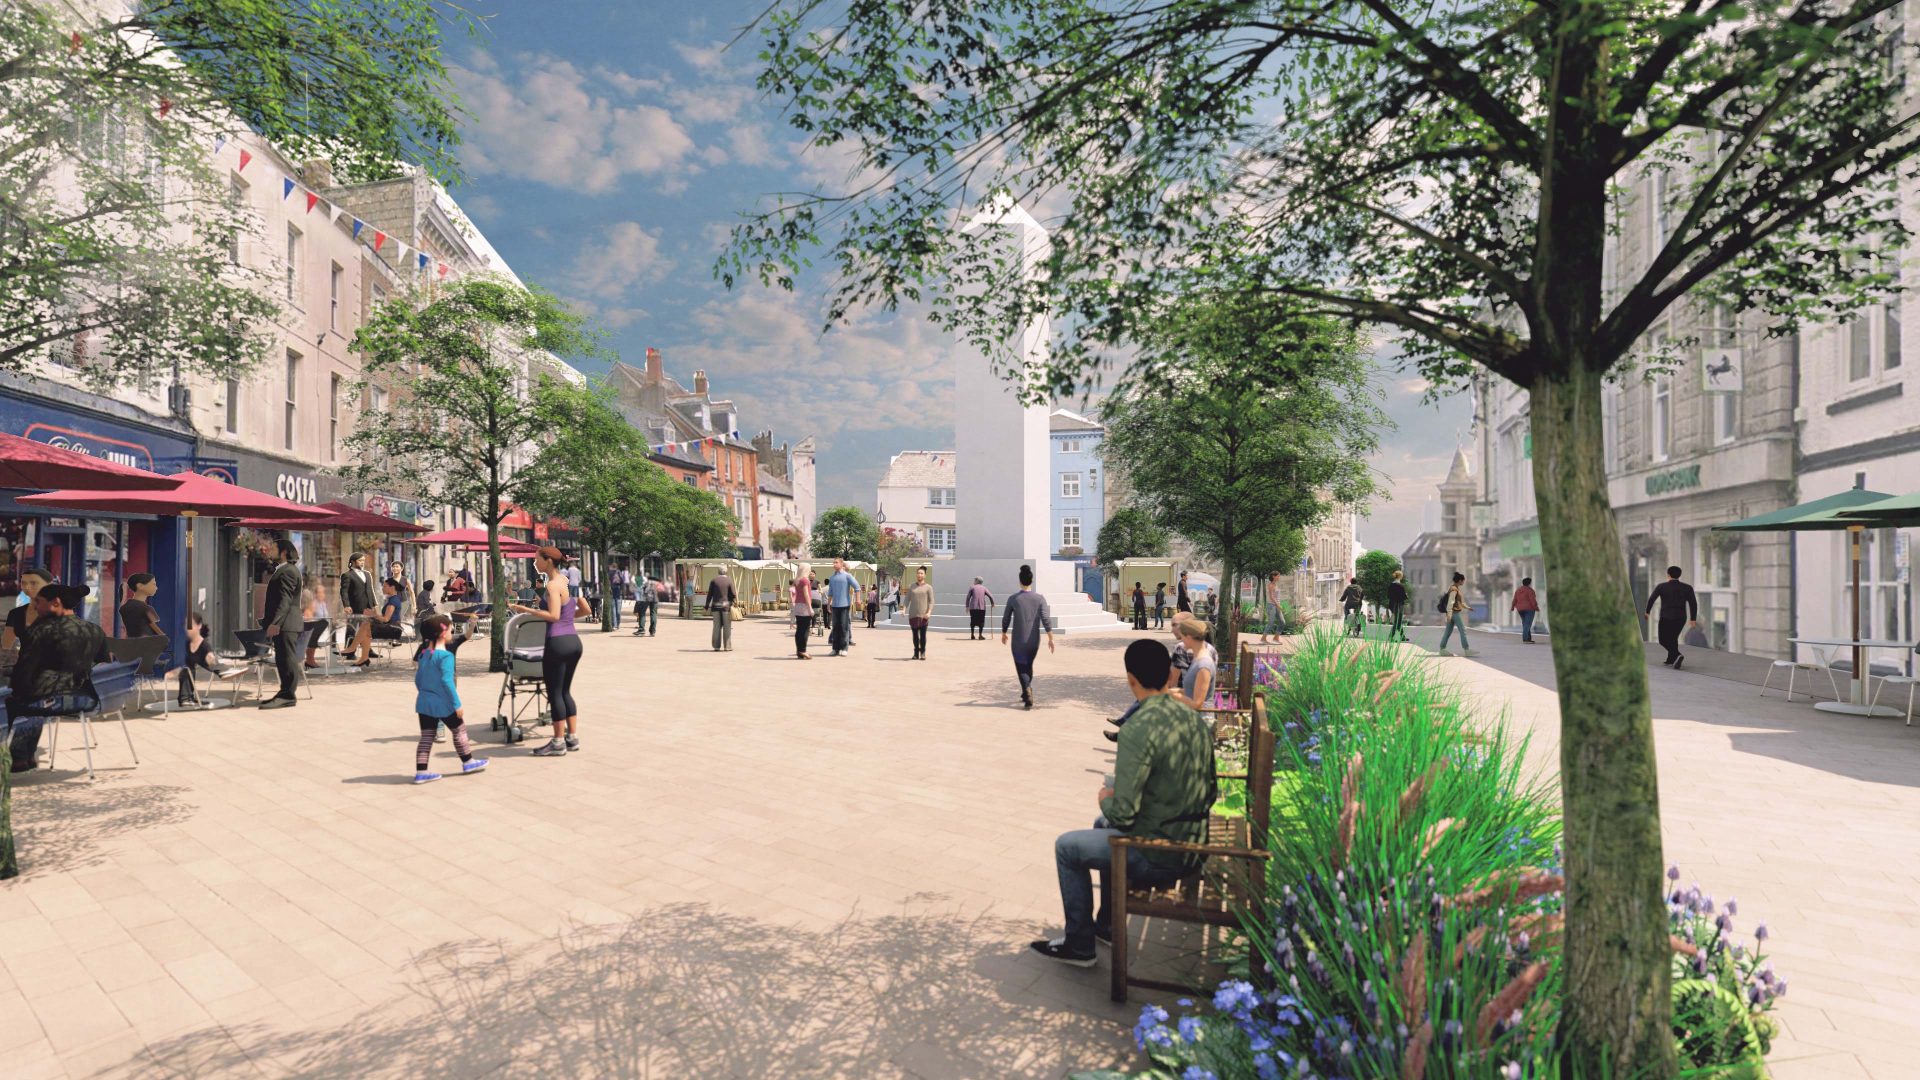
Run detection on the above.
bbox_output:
[706,569,737,651]
[1000,564,1055,709]
[260,539,305,709]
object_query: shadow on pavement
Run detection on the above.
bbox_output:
[7,776,195,876]
[117,900,1139,1079]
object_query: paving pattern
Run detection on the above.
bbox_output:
[1,612,1913,1077]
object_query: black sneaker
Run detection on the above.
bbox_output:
[1673,655,1685,670]
[1103,730,1118,743]
[564,735,580,752]
[1022,690,1033,710]
[1094,925,1113,948]
[1029,938,1096,967]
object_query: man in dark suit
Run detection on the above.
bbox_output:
[260,540,305,709]
[706,568,737,651]
[339,551,376,667]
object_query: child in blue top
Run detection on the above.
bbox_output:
[413,614,486,784]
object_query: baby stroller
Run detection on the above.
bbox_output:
[490,612,550,745]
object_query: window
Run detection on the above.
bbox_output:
[927,487,955,507]
[1061,517,1081,549]
[328,375,341,460]
[1649,169,1672,251]
[284,350,300,451]
[1602,384,1621,473]
[1844,528,1910,647]
[1851,317,1874,381]
[1887,263,1903,370]
[227,175,246,264]
[1706,303,1738,445]
[285,224,302,305]
[683,475,698,487]
[926,527,956,553]
[1060,439,1081,453]
[1061,472,1081,499]
[1694,532,1741,652]
[1651,374,1671,462]
[225,376,240,433]
[368,384,387,413]
[329,263,342,331]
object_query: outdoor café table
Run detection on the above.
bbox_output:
[1788,637,1917,717]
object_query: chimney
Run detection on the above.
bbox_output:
[298,159,334,191]
[645,346,664,384]
[694,370,708,395]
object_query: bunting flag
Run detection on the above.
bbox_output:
[437,262,450,279]
[213,136,226,155]
[393,240,409,263]
[69,31,82,53]
[417,252,430,271]
[157,98,173,118]
[351,218,364,239]
[238,149,252,171]
[372,230,387,252]
[305,192,320,213]
[282,177,295,199]
[329,205,343,225]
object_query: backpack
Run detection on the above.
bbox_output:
[1437,592,1449,614]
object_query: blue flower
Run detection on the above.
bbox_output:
[1178,1016,1204,1043]
[1213,980,1261,1017]
[1133,1004,1171,1050]
[1181,1068,1218,1080]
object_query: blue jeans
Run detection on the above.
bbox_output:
[1265,602,1286,635]
[1518,609,1536,642]
[1438,610,1469,651]
[830,606,852,652]
[1055,818,1186,952]
[609,594,623,628]
[1013,648,1036,691]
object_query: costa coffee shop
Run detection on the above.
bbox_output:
[0,374,193,641]
[195,442,345,637]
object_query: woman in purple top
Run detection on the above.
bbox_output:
[511,546,584,757]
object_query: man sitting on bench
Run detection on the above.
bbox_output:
[7,584,109,772]
[1032,638,1214,967]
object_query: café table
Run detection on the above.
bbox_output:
[1787,637,1917,717]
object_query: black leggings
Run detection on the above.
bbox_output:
[794,615,812,655]
[543,632,582,719]
[911,621,928,655]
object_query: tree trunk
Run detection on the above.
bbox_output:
[487,513,508,673]
[600,544,614,632]
[1531,360,1676,1075]
[0,749,15,878]
[1219,560,1238,668]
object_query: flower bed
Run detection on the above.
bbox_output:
[1076,628,1782,1079]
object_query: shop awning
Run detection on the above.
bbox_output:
[0,431,182,491]
[229,500,428,533]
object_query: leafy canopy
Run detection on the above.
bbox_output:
[876,527,929,580]
[809,506,881,562]
[1093,506,1172,571]
[1355,549,1403,610]
[768,526,806,558]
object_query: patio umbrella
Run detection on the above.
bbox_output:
[20,473,339,615]
[229,500,429,533]
[1837,491,1920,527]
[1715,484,1898,701]
[0,431,182,491]
[405,526,518,546]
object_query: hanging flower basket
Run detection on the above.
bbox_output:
[1701,531,1744,555]
[228,527,258,554]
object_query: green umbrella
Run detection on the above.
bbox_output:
[1837,491,1920,527]
[1714,486,1899,697]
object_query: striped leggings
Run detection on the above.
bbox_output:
[417,713,472,771]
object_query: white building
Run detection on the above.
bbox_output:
[875,451,957,556]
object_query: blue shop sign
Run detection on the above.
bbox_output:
[0,390,194,477]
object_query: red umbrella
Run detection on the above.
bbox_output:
[229,500,428,533]
[404,526,527,546]
[0,431,181,491]
[20,473,338,614]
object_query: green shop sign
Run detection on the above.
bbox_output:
[1644,464,1702,497]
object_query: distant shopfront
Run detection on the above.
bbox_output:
[196,443,345,636]
[0,376,193,640]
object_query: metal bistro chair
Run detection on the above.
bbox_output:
[228,629,277,705]
[106,635,171,719]
[1762,644,1843,703]
[47,660,143,780]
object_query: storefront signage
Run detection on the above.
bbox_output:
[1645,464,1702,497]
[276,473,319,504]
[23,423,157,471]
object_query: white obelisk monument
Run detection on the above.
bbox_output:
[906,198,1124,633]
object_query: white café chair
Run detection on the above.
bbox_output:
[1762,644,1842,703]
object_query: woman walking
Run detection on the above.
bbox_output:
[904,567,934,659]
[1511,576,1540,643]
[791,573,815,659]
[1435,571,1474,657]
[1152,582,1167,629]
[511,547,584,757]
[411,614,487,783]
[1130,582,1147,631]
[864,583,879,628]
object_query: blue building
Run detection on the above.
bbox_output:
[1049,409,1105,600]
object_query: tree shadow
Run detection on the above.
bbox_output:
[114,899,1142,1079]
[6,775,195,876]
[957,674,1134,718]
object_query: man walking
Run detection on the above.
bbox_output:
[259,540,304,709]
[1512,576,1541,644]
[608,564,627,630]
[339,551,376,667]
[706,567,737,652]
[1002,564,1055,709]
[1176,570,1192,614]
[1435,571,1475,657]
[1644,565,1700,669]
[827,559,858,656]
[965,577,994,640]
[634,575,660,637]
[1386,569,1409,643]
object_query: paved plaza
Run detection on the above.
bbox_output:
[0,614,1916,1077]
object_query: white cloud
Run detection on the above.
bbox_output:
[725,123,779,168]
[452,53,699,195]
[673,40,729,74]
[569,221,674,299]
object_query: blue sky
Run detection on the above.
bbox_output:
[445,1,1473,557]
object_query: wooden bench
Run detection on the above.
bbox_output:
[1110,694,1276,1002]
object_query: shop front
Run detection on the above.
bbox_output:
[361,492,437,593]
[0,377,192,641]
[196,443,344,638]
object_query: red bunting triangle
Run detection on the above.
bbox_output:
[69,31,82,53]
[373,231,387,252]
[237,149,252,171]
[437,262,449,279]
[157,98,173,118]
[305,192,319,213]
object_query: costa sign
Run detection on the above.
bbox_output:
[276,473,319,504]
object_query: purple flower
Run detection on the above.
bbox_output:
[1505,1062,1523,1080]
[1668,865,1681,881]
[1755,923,1769,941]
[1178,1016,1204,1043]
[1726,897,1738,916]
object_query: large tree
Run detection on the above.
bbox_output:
[726,2,1920,1065]
[1100,298,1382,660]
[1092,506,1172,571]
[343,277,605,671]
[0,0,466,383]
[809,506,881,561]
